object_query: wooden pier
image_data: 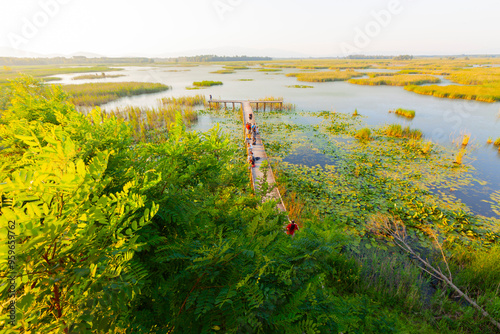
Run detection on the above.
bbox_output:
[238,100,287,212]
[208,99,283,112]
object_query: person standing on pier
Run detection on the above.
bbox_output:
[286,220,299,236]
[246,122,252,138]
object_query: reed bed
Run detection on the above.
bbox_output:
[355,128,371,141]
[161,94,206,107]
[349,74,441,86]
[193,80,223,87]
[210,70,235,74]
[448,67,500,85]
[72,73,125,80]
[405,84,500,102]
[288,70,363,82]
[389,108,415,119]
[0,65,121,84]
[383,124,422,139]
[62,82,170,106]
[223,65,250,70]
[109,105,198,141]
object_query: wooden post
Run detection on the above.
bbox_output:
[233,102,235,110]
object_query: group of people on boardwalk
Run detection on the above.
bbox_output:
[246,114,258,168]
[243,108,299,237]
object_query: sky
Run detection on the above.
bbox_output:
[0,0,499,58]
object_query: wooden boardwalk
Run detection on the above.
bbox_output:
[240,101,287,212]
[208,99,283,112]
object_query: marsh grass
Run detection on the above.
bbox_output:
[109,105,197,141]
[349,246,429,313]
[288,70,363,82]
[193,80,223,87]
[355,128,371,141]
[161,94,206,107]
[384,124,422,139]
[62,82,170,106]
[210,70,235,74]
[72,73,125,80]
[0,65,122,84]
[390,108,416,119]
[223,65,249,70]
[405,84,500,103]
[349,74,441,86]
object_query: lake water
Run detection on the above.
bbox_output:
[50,65,500,218]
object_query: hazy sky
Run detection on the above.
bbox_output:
[1,0,499,57]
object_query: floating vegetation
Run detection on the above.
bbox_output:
[287,70,363,82]
[349,74,441,86]
[164,69,190,72]
[286,85,314,88]
[257,68,282,72]
[193,80,223,87]
[238,79,254,81]
[61,82,170,106]
[72,73,125,80]
[494,138,500,146]
[389,108,416,119]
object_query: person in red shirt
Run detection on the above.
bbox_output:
[286,220,299,236]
